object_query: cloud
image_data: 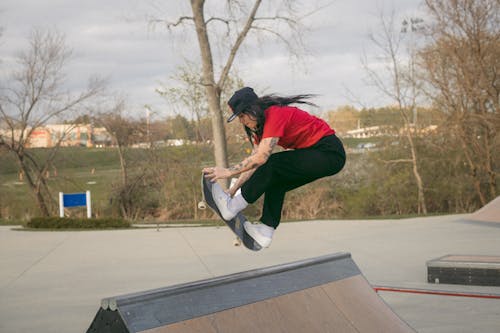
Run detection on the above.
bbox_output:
[0,0,425,117]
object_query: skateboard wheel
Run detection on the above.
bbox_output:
[198,201,206,210]
[233,238,242,246]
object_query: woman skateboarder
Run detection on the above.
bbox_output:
[203,87,346,248]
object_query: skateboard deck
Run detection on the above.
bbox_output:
[199,173,262,251]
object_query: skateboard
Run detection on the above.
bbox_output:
[199,173,262,251]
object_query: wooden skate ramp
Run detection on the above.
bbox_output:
[87,252,415,333]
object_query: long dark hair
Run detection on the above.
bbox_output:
[243,94,317,146]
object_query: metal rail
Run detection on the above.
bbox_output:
[374,286,500,299]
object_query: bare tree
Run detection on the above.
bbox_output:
[418,0,499,206]
[151,1,313,182]
[156,61,210,142]
[363,10,428,214]
[156,60,244,142]
[0,29,105,216]
[96,100,135,186]
[94,98,160,220]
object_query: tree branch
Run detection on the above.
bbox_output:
[149,16,194,31]
[217,0,262,90]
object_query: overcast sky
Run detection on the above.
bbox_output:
[0,0,426,120]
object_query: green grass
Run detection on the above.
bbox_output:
[0,145,217,220]
[0,147,125,219]
[1,144,452,223]
[0,166,121,219]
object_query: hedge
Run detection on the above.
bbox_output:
[26,217,131,229]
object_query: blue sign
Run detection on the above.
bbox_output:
[63,193,87,207]
[59,191,92,218]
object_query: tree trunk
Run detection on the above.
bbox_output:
[406,130,427,214]
[190,0,228,171]
[117,144,128,187]
[459,132,487,206]
[484,132,497,200]
[17,156,51,217]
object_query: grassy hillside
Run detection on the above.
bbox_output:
[2,137,464,223]
[0,147,124,220]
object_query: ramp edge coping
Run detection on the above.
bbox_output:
[101,251,352,311]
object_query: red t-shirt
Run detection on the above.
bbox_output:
[254,105,335,149]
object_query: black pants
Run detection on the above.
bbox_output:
[241,134,346,228]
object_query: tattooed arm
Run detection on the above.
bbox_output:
[203,137,279,182]
[229,137,278,175]
[228,168,256,196]
[226,147,259,196]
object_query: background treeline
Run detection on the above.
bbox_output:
[1,0,498,223]
[1,105,498,222]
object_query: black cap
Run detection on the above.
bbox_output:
[227,87,258,122]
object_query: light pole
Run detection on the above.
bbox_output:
[401,17,424,126]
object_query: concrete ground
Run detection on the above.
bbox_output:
[1,214,499,333]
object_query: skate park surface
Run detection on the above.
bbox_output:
[1,206,500,332]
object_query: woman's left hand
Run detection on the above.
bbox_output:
[202,166,232,182]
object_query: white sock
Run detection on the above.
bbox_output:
[259,224,275,238]
[228,192,248,213]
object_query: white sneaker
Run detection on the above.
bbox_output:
[211,183,237,221]
[244,221,274,248]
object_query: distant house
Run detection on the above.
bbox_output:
[345,124,437,138]
[91,127,113,147]
[345,126,393,138]
[0,124,112,148]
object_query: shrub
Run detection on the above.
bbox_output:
[26,217,131,229]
